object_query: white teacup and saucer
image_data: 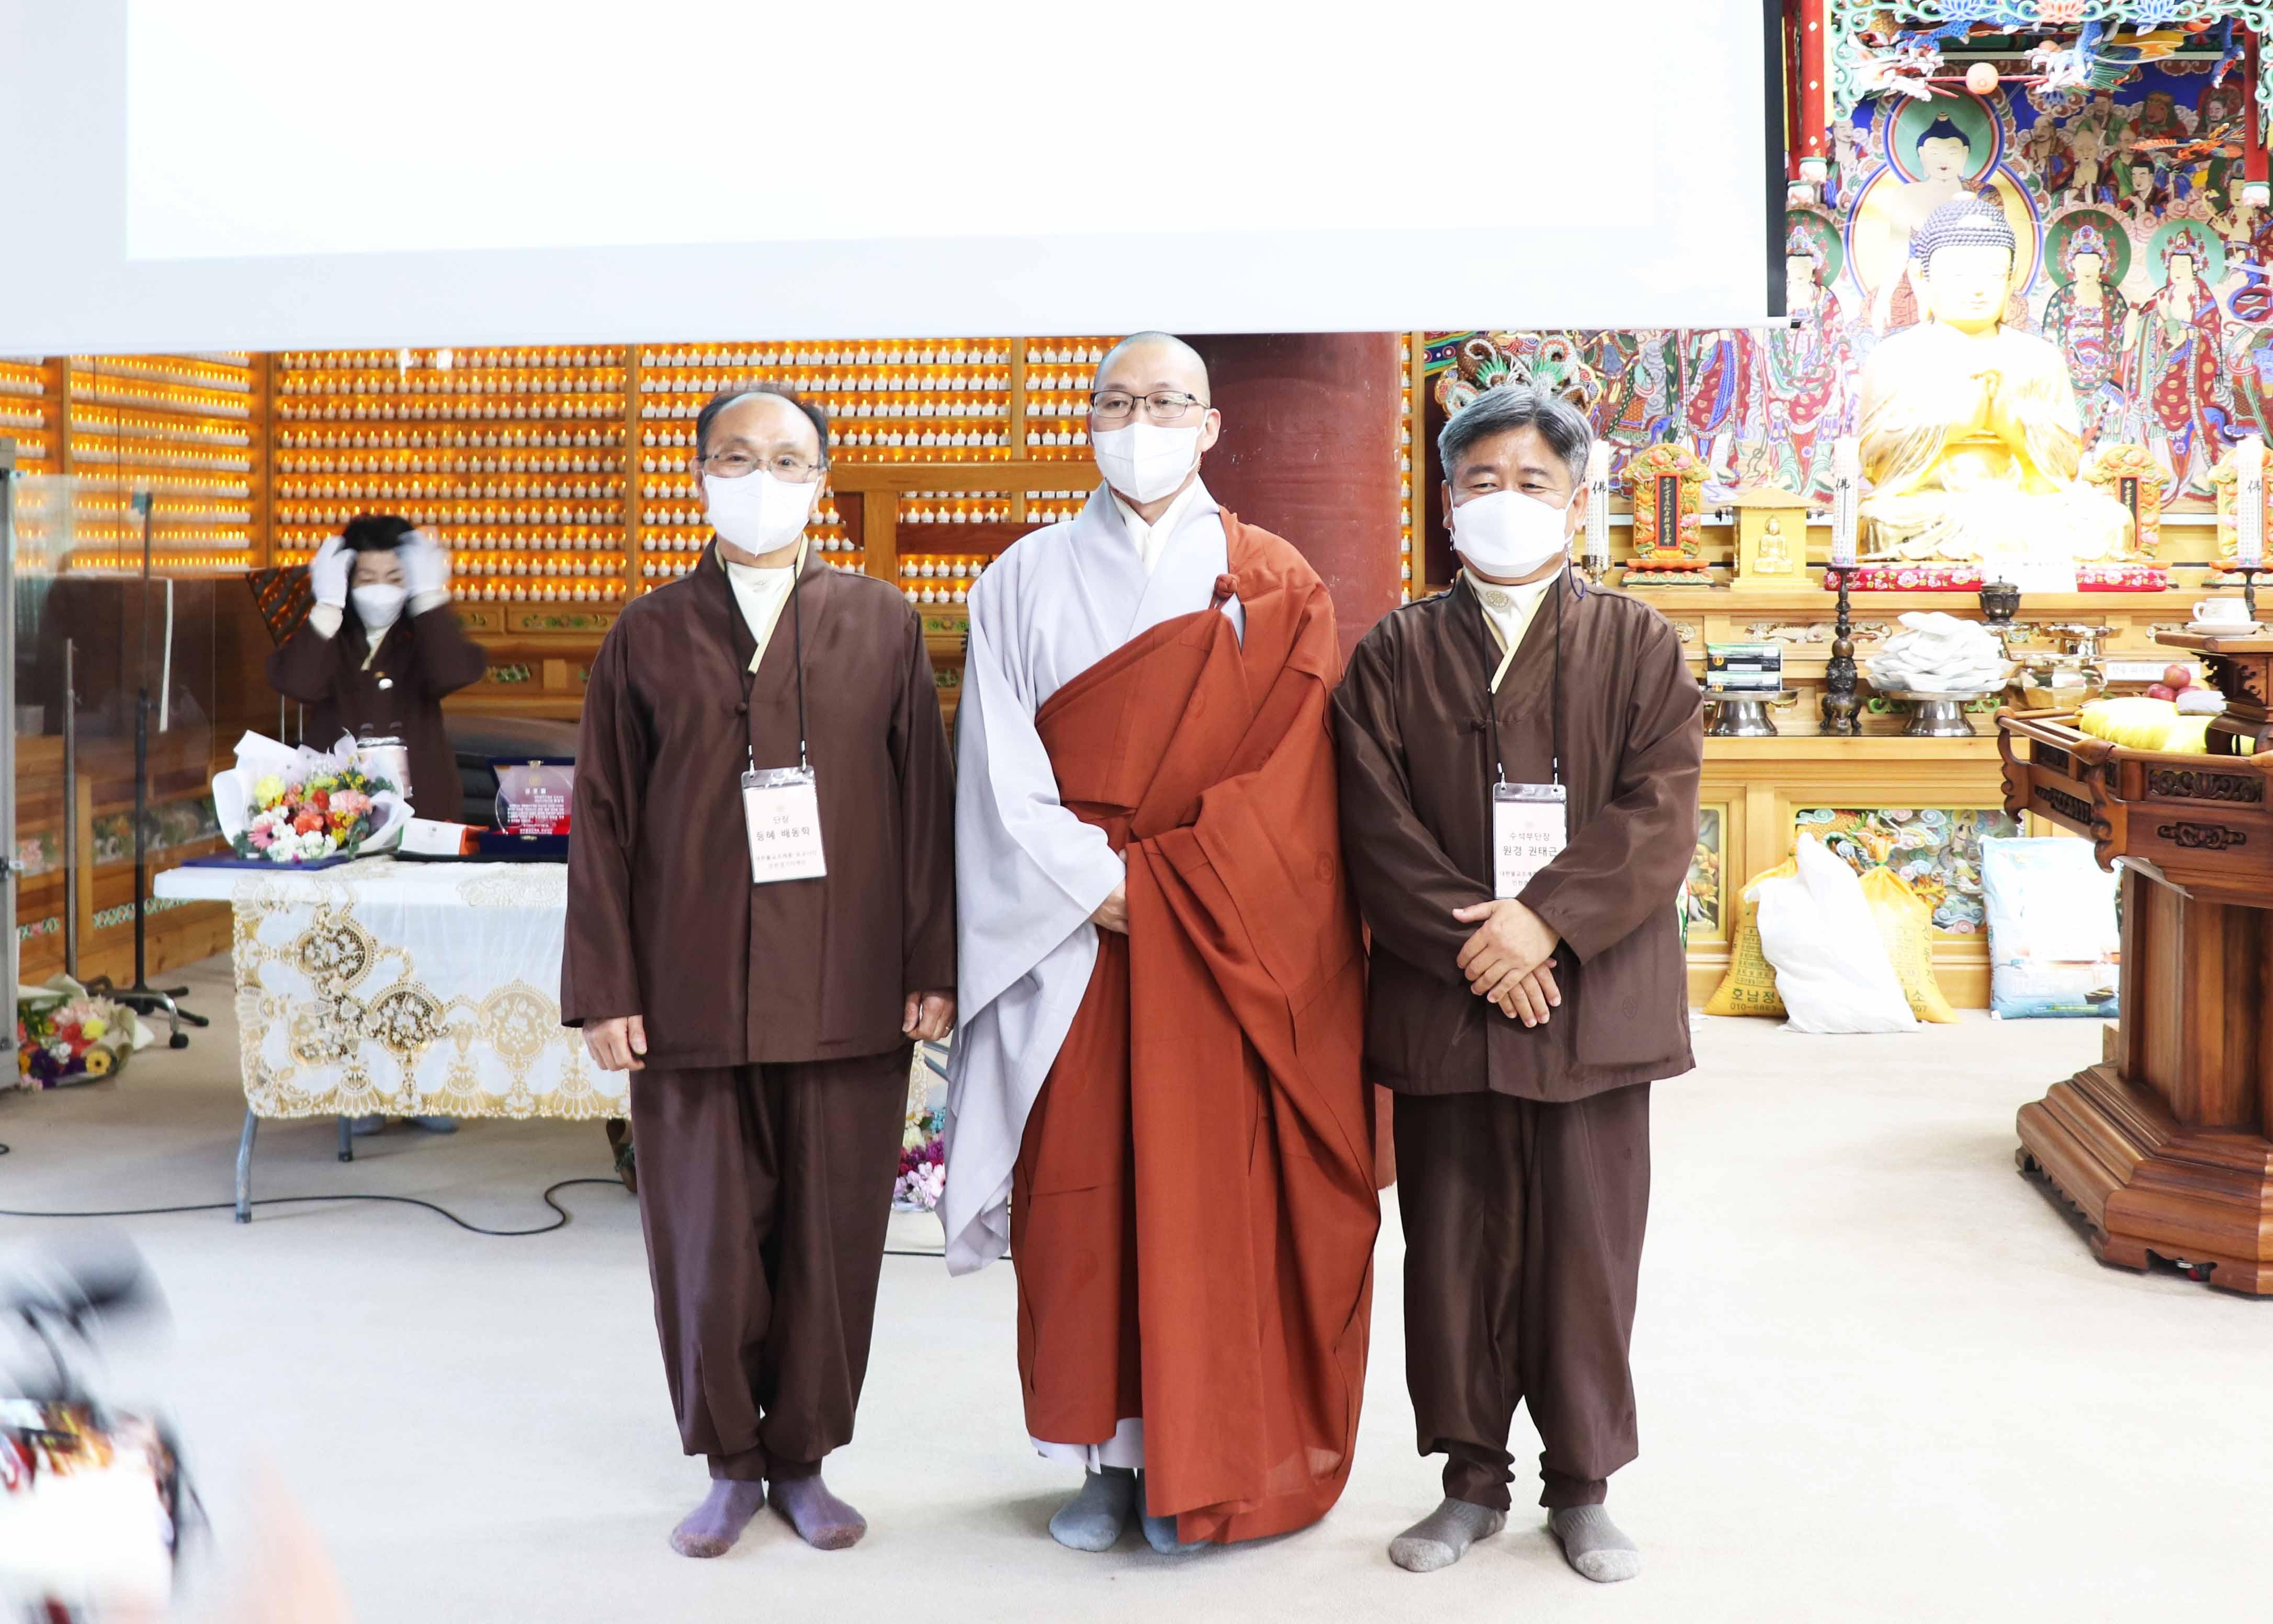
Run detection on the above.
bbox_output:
[2189,595,2263,636]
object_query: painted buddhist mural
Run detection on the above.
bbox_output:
[1430,60,2273,503]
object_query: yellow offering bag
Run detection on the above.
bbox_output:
[1857,865,1958,1023]
[1705,855,1957,1022]
[1702,858,1797,1018]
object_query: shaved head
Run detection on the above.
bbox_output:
[1093,331,1211,402]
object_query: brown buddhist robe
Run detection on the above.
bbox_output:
[562,542,956,1479]
[1331,570,1701,1512]
[266,603,487,818]
[1014,521,1379,1544]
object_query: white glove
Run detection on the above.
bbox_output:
[308,534,350,608]
[399,530,450,602]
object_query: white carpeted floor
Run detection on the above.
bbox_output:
[2,954,2266,1622]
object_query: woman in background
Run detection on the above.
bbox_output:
[268,513,487,1135]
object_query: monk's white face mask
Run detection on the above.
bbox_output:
[1451,488,1576,579]
[704,469,816,555]
[1093,423,1201,505]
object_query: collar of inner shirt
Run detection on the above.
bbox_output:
[1110,480,1204,563]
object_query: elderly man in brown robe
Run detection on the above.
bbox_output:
[1333,386,1702,1586]
[562,385,956,1559]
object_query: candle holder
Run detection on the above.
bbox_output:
[2239,563,2264,623]
[1822,563,1861,736]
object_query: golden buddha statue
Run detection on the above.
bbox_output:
[1857,197,2132,566]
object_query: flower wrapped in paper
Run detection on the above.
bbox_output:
[14,978,148,1089]
[211,732,410,865]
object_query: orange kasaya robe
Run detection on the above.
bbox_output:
[1009,515,1380,1545]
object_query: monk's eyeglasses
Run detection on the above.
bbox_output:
[1089,390,1209,425]
[697,449,825,483]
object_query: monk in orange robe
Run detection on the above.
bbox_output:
[944,333,1377,1553]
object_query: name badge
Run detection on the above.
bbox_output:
[1492,782,1567,900]
[741,766,827,884]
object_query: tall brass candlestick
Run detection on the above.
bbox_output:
[1823,437,1862,735]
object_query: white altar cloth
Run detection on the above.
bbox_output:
[155,857,627,1120]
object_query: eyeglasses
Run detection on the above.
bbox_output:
[697,449,825,483]
[1088,390,1210,425]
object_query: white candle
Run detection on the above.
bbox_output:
[1584,440,1611,573]
[1830,437,1861,569]
[2238,436,2266,570]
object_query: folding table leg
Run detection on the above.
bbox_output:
[235,1110,259,1224]
[337,1115,354,1164]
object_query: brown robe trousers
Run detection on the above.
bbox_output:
[1333,570,1701,1513]
[630,1052,908,1481]
[564,544,956,1480]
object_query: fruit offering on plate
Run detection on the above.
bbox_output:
[2146,663,2197,702]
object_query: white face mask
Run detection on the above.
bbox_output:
[704,469,816,555]
[351,582,406,631]
[1450,488,1577,579]
[1092,423,1202,505]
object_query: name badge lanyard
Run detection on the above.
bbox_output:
[737,558,828,883]
[738,563,812,775]
[1484,568,1565,790]
[1485,569,1570,904]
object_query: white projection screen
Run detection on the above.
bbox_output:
[0,0,1782,352]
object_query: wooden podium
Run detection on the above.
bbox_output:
[1998,645,2273,1294]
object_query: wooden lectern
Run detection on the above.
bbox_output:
[1998,634,2273,1294]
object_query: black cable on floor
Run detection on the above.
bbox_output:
[0,1177,624,1236]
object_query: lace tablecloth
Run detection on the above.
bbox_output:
[154,857,627,1120]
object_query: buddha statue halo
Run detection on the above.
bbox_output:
[1856,196,2132,567]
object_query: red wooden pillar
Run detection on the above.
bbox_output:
[1184,332,1405,666]
[1793,0,1829,188]
[1184,331,1405,1185]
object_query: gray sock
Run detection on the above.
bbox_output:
[1136,1473,1212,1554]
[1388,1497,1506,1573]
[1550,1504,1641,1583]
[1048,1468,1136,1552]
[670,1479,765,1558]
[771,1472,866,1550]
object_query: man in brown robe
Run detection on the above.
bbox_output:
[1333,386,1702,1585]
[944,334,1377,1555]
[561,385,956,1559]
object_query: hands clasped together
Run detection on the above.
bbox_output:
[1090,874,1556,1026]
[1452,898,1562,1028]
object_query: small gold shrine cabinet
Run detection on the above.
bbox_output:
[1998,643,2273,1293]
[1728,487,1815,594]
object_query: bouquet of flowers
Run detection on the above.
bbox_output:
[15,980,141,1088]
[234,763,397,865]
[893,1132,946,1213]
[892,1042,950,1212]
[212,732,410,864]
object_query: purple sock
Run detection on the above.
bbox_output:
[771,1473,867,1550]
[670,1479,766,1558]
